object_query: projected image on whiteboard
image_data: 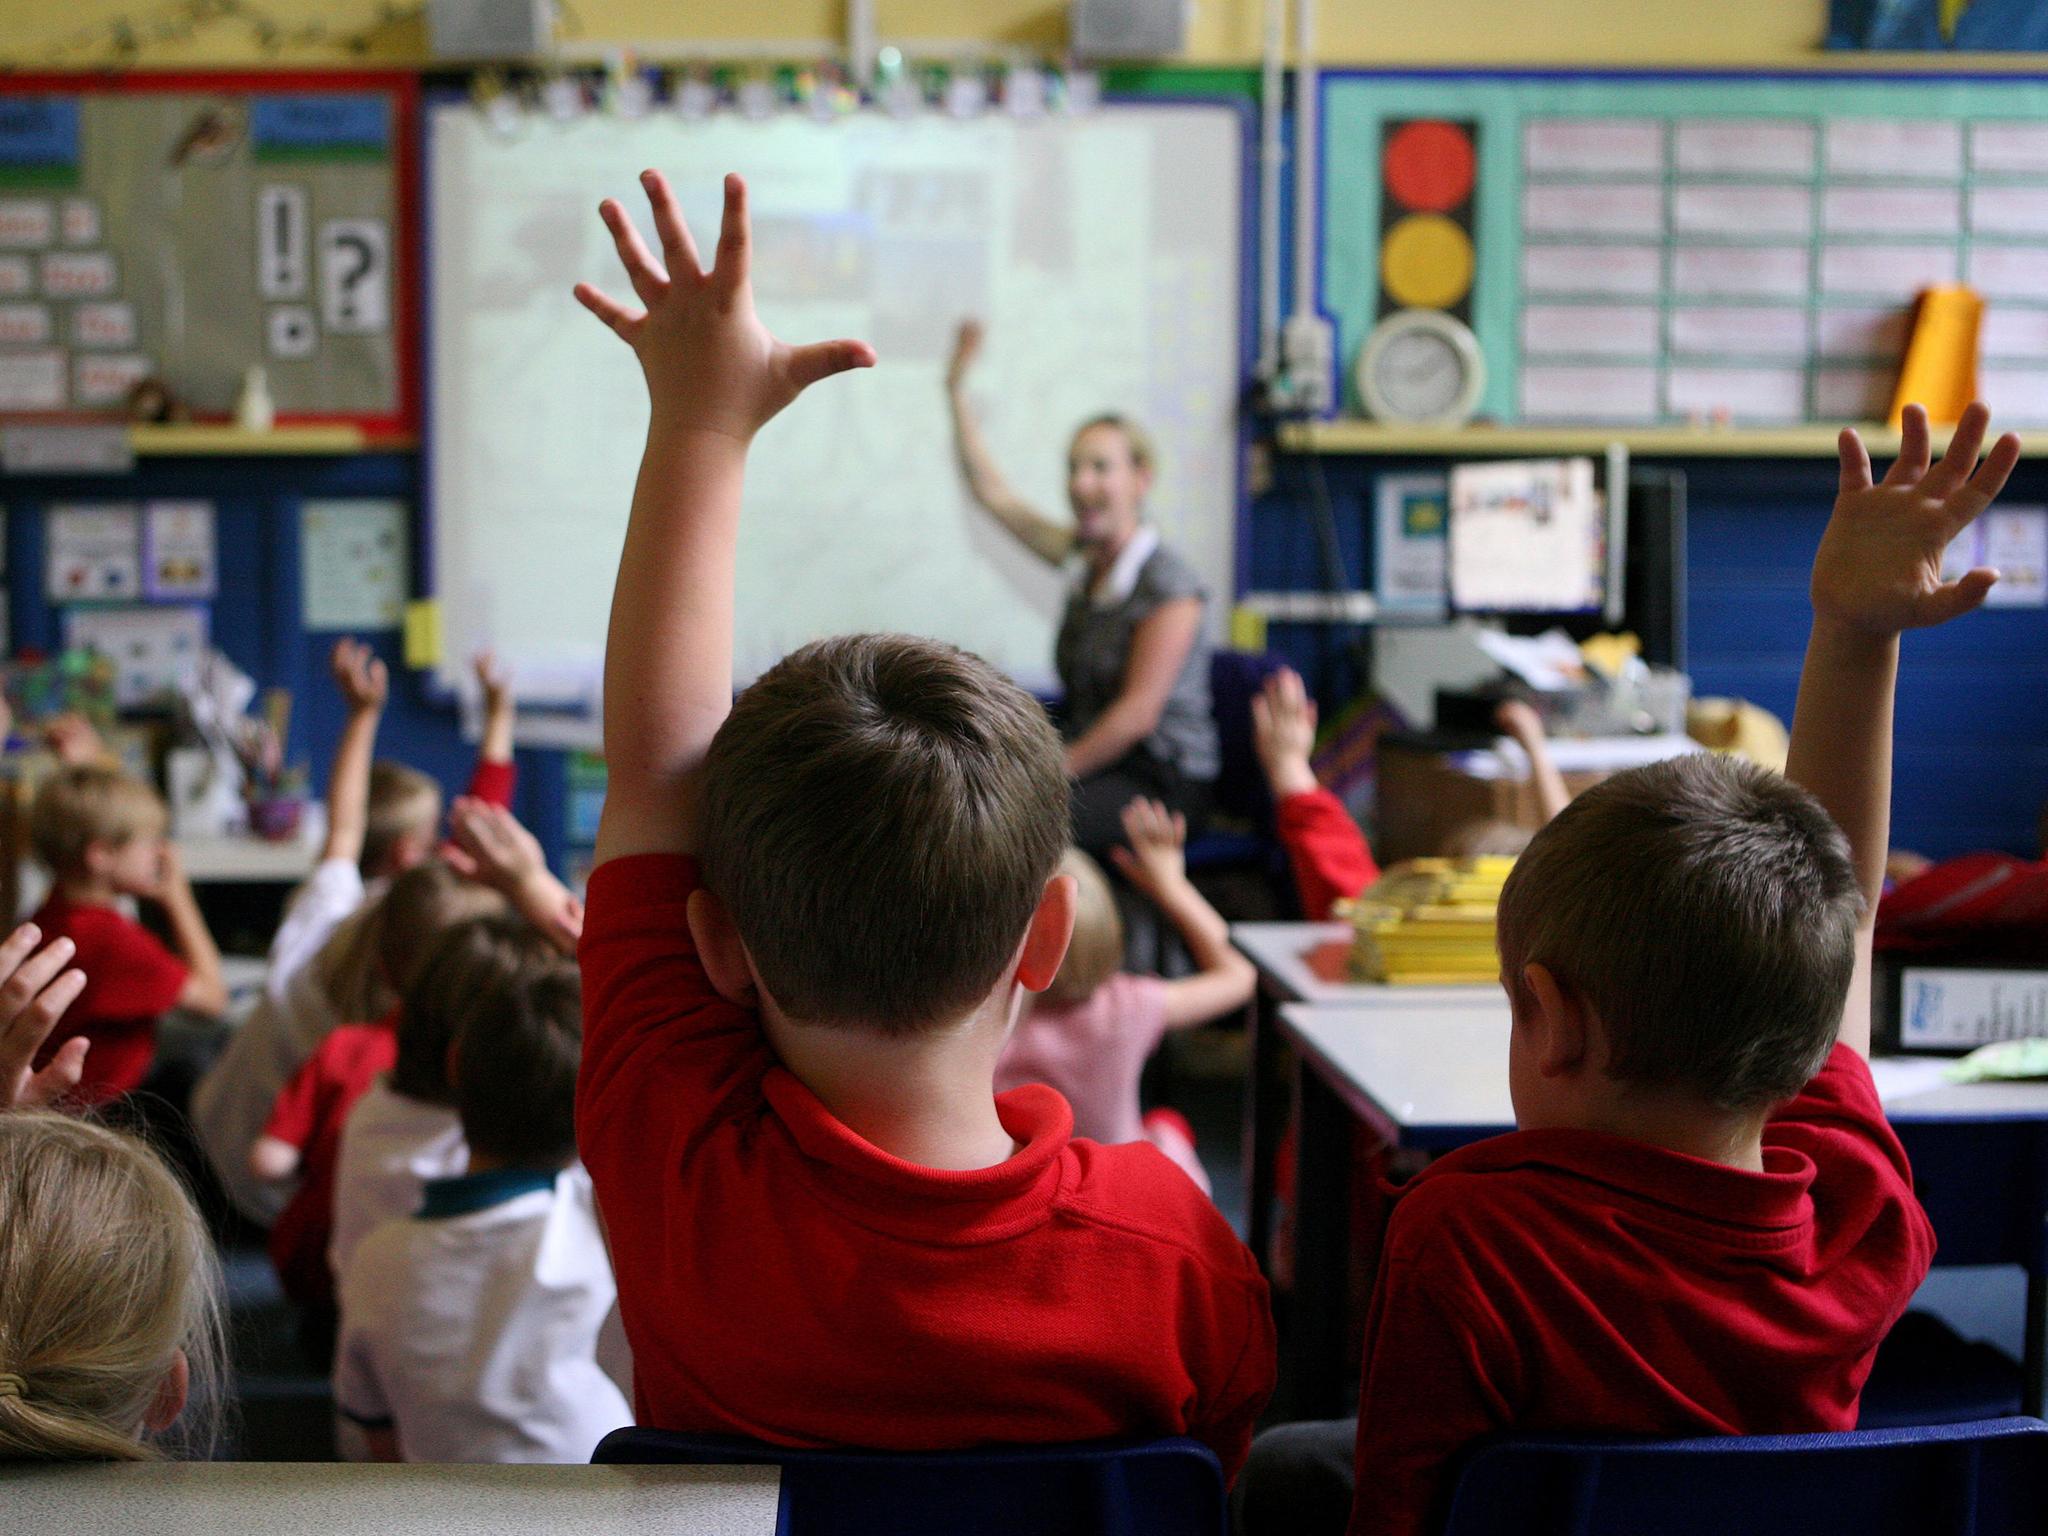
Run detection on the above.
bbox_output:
[1447,457,1605,614]
[427,106,1242,709]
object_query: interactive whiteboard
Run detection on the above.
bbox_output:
[426,103,1243,709]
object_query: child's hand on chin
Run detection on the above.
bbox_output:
[574,170,875,444]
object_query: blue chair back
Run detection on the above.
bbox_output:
[1207,649,1289,825]
[1439,1417,2048,1536]
[593,1429,1227,1536]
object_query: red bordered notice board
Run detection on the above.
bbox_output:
[0,71,418,440]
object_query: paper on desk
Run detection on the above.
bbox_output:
[1454,732,1702,781]
[1867,1056,1956,1105]
[1472,627,1587,691]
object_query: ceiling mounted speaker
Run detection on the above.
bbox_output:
[428,0,554,60]
[1069,0,1191,61]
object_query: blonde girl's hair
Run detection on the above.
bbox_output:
[311,859,508,1027]
[1040,848,1124,1009]
[0,1112,226,1461]
[1070,413,1156,477]
[28,767,168,877]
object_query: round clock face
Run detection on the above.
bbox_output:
[1374,330,1468,420]
[1357,310,1486,426]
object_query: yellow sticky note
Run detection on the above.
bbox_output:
[403,599,443,669]
[1230,604,1269,653]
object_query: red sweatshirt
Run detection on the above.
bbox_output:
[1276,787,1381,918]
[578,853,1276,1479]
[1349,1045,1935,1536]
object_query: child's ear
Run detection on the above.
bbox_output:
[1015,873,1077,994]
[144,1349,189,1434]
[389,829,432,874]
[81,838,116,880]
[686,888,759,1008]
[1519,962,1591,1078]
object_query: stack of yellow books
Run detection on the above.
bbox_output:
[1343,856,1516,985]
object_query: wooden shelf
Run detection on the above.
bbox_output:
[1278,420,1954,460]
[128,424,416,456]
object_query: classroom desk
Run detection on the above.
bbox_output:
[1230,921,1499,1265]
[179,834,319,884]
[1274,1002,2048,1422]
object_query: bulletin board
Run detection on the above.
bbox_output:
[1320,72,2048,428]
[0,73,416,434]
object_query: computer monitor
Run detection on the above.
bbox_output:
[1446,457,1607,618]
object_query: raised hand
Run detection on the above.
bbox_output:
[1816,402,2023,637]
[474,651,511,718]
[331,638,389,716]
[43,711,109,768]
[946,319,984,392]
[1110,796,1190,901]
[0,924,87,1110]
[574,170,875,442]
[1252,667,1319,799]
[446,796,546,894]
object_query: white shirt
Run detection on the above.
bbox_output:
[334,1166,631,1464]
[190,857,372,1224]
[329,1079,467,1283]
[1080,522,1161,608]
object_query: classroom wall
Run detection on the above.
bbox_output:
[4,0,1837,71]
[7,1,2046,866]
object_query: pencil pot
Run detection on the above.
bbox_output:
[246,793,306,842]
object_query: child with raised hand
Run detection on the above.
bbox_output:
[248,861,505,1331]
[996,798,1255,1194]
[194,642,519,1225]
[447,798,583,955]
[27,767,227,1106]
[1253,666,1380,919]
[0,922,227,1462]
[335,955,627,1464]
[328,911,560,1287]
[572,170,1273,1475]
[1238,403,2019,1536]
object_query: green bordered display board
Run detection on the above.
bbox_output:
[0,73,417,435]
[1321,71,2048,428]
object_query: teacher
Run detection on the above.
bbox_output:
[946,320,1217,855]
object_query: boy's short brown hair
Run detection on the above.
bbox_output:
[1041,848,1121,1009]
[453,960,581,1167]
[1496,753,1862,1111]
[394,913,560,1105]
[699,633,1068,1033]
[364,761,442,874]
[29,766,168,876]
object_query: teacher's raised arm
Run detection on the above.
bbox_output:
[946,320,1075,566]
[947,319,1218,859]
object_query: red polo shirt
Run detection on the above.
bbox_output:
[1349,1043,1937,1536]
[578,853,1275,1480]
[1276,787,1382,918]
[30,893,189,1103]
[263,1011,401,1306]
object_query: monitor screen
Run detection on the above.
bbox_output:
[1446,458,1605,615]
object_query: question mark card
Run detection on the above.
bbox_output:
[319,218,389,334]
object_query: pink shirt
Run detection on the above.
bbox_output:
[996,974,1205,1192]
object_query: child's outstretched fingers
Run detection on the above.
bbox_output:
[602,194,668,303]
[1881,402,1933,488]
[640,169,702,280]
[715,172,750,287]
[1837,427,1873,495]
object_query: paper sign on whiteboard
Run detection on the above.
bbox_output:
[259,184,309,299]
[319,219,390,334]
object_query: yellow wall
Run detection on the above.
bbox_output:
[9,0,2045,72]
[3,0,1847,71]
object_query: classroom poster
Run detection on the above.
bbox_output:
[143,499,217,599]
[300,498,409,630]
[1374,473,1450,617]
[63,604,207,706]
[46,503,140,600]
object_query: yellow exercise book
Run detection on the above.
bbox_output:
[1342,856,1515,984]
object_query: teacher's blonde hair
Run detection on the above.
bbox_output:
[0,1112,226,1461]
[1071,413,1156,476]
